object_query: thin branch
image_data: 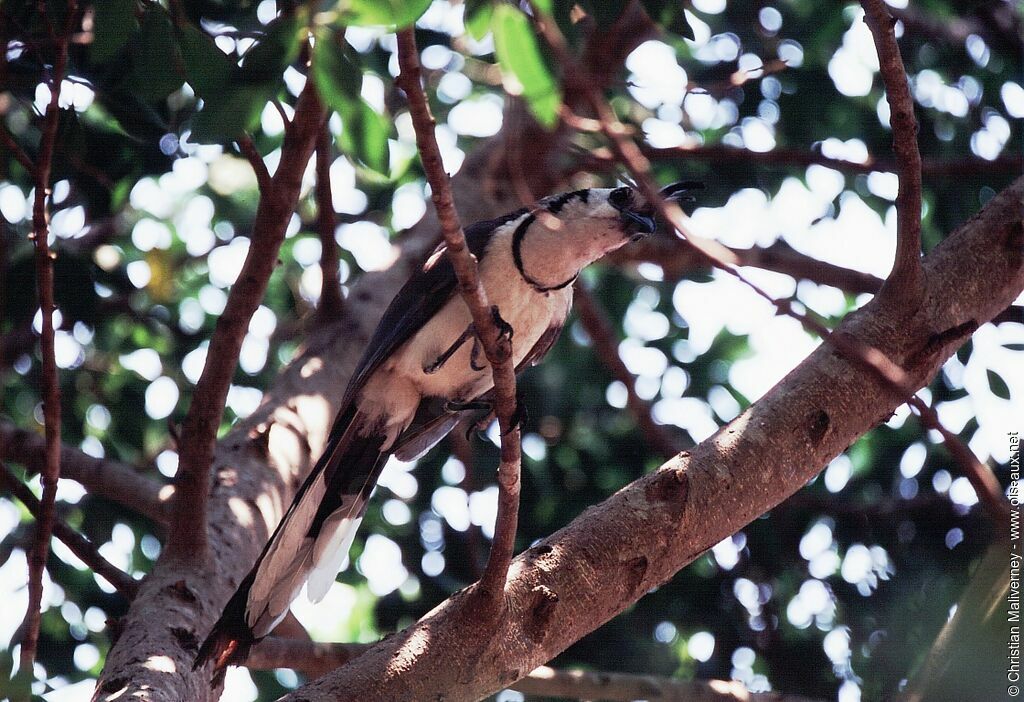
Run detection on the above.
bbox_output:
[395,28,521,606]
[573,283,680,458]
[579,144,1022,180]
[860,0,924,306]
[513,665,824,702]
[907,396,1011,527]
[238,134,272,195]
[610,237,885,295]
[244,635,821,702]
[0,125,35,175]
[167,80,324,564]
[0,420,171,524]
[0,461,139,596]
[247,638,822,702]
[20,3,74,685]
[314,126,344,320]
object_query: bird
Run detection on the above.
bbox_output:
[195,181,701,677]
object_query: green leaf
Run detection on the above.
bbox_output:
[338,0,433,28]
[492,5,561,129]
[92,0,138,62]
[464,0,493,41]
[338,99,391,174]
[190,83,276,143]
[311,26,363,114]
[987,369,1011,400]
[132,8,183,102]
[239,14,304,84]
[177,25,234,98]
[640,0,694,40]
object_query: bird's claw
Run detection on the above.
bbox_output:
[490,305,513,340]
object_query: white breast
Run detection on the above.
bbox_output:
[356,226,572,445]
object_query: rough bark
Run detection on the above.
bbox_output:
[277,180,1023,701]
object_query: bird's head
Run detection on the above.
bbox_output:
[514,182,701,290]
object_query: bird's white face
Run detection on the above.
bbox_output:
[512,186,656,290]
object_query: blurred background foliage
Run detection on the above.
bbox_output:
[0,0,1021,700]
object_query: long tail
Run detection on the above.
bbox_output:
[195,406,388,679]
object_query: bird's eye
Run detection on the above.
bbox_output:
[608,187,631,210]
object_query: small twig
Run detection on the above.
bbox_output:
[573,283,680,458]
[0,420,171,525]
[19,3,74,686]
[314,126,344,320]
[167,80,324,564]
[395,28,521,607]
[238,134,272,195]
[0,462,139,596]
[610,237,885,295]
[860,0,924,306]
[578,144,1022,180]
[271,98,291,128]
[0,125,35,175]
[907,396,1011,527]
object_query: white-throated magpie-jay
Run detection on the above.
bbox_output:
[195,181,699,674]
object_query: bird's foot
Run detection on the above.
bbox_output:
[445,399,493,413]
[424,325,475,374]
[502,390,528,435]
[490,305,513,340]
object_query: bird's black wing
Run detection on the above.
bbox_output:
[334,210,528,430]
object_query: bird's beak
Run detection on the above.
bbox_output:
[619,208,656,238]
[660,180,705,203]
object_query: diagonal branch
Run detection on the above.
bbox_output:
[167,81,325,564]
[611,237,886,295]
[0,420,171,524]
[1,125,35,176]
[0,461,139,596]
[238,134,272,195]
[908,396,1011,527]
[20,3,74,687]
[395,27,521,605]
[579,143,1021,180]
[860,0,924,306]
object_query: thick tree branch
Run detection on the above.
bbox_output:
[314,125,345,320]
[0,420,170,524]
[278,177,1024,702]
[573,283,680,458]
[167,81,324,563]
[0,461,139,596]
[860,0,924,307]
[395,28,521,605]
[20,5,74,685]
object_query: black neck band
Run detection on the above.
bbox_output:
[511,214,578,293]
